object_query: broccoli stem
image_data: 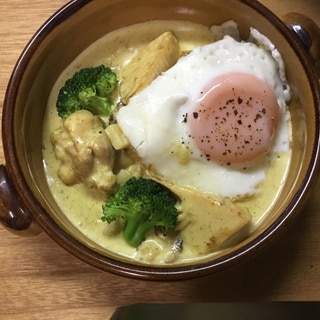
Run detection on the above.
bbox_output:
[122,217,142,246]
[123,215,153,247]
[84,96,113,116]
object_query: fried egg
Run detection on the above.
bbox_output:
[117,33,291,198]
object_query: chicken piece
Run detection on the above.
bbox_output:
[150,175,251,255]
[51,110,116,193]
[120,31,180,104]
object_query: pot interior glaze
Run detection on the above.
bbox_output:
[2,0,320,280]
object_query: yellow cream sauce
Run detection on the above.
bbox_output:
[42,20,291,265]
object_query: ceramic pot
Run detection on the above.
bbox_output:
[0,0,319,280]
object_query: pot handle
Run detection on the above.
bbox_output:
[282,12,320,77]
[0,165,40,236]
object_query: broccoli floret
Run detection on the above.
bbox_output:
[101,177,179,247]
[57,65,118,119]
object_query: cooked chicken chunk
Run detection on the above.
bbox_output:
[51,110,116,193]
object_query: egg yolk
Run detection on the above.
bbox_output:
[188,72,280,169]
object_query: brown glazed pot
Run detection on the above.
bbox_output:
[0,0,320,280]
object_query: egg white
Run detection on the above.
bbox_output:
[117,35,291,198]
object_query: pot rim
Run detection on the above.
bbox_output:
[2,0,320,280]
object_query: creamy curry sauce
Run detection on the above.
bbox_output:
[42,20,291,265]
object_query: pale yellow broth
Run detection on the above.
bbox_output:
[42,20,291,265]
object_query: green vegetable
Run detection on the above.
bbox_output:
[101,177,179,247]
[56,65,118,118]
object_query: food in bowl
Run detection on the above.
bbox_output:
[42,19,292,265]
